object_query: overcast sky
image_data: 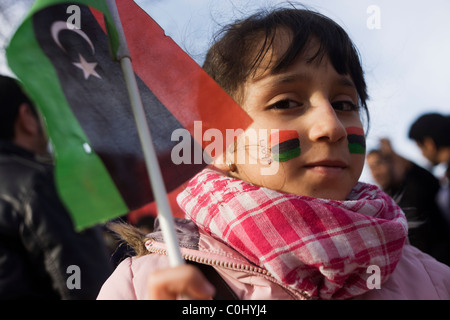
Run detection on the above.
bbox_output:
[2,0,450,183]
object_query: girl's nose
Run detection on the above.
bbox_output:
[307,98,347,144]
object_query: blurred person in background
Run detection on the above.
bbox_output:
[0,75,113,299]
[409,113,450,224]
[367,137,450,266]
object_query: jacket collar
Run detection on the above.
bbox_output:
[146,217,310,300]
[0,140,35,159]
[149,217,201,250]
[147,217,258,267]
[0,140,53,165]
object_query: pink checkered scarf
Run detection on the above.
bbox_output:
[178,168,408,299]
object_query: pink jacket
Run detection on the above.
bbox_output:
[97,220,450,300]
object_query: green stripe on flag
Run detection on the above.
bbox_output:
[6,0,127,230]
[272,148,301,163]
[348,143,366,155]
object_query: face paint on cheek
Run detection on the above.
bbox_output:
[346,127,366,154]
[270,130,301,162]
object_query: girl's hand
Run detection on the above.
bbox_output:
[147,264,215,300]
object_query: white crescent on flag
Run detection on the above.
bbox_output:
[51,20,101,79]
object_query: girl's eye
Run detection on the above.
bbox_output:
[332,100,359,112]
[268,99,302,110]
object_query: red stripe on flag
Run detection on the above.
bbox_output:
[345,126,364,136]
[90,7,105,30]
[269,130,299,148]
[93,1,251,155]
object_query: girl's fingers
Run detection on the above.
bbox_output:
[148,264,216,300]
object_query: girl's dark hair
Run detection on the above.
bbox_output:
[203,7,369,123]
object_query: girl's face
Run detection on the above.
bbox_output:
[227,31,365,200]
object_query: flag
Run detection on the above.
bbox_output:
[346,127,366,154]
[7,0,251,230]
[269,130,301,163]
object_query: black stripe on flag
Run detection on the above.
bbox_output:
[33,4,205,210]
[271,139,300,154]
[347,134,366,147]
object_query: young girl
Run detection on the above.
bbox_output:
[97,7,450,300]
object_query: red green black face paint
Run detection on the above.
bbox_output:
[270,130,301,162]
[346,127,366,154]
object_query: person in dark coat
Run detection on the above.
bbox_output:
[0,75,113,299]
[367,138,450,266]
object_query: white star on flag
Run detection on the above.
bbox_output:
[73,54,101,80]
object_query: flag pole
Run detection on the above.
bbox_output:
[105,0,184,267]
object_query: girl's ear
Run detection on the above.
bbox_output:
[212,151,236,172]
[213,153,228,171]
[212,142,237,173]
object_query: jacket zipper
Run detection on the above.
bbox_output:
[146,239,311,300]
